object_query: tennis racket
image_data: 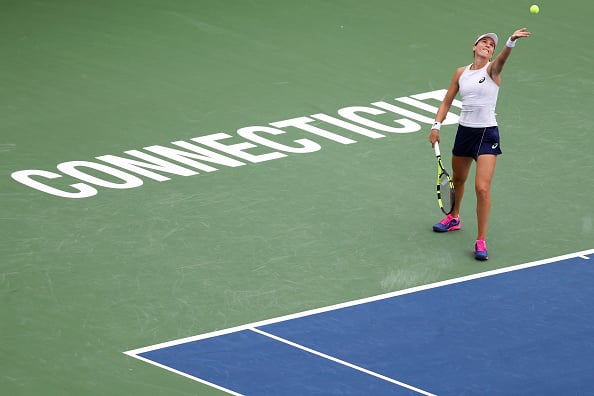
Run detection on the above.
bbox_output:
[434,141,455,215]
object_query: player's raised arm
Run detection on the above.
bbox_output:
[489,28,531,80]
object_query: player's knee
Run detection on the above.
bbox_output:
[452,174,467,185]
[475,184,490,199]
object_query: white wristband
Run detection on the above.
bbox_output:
[431,122,442,131]
[506,37,516,48]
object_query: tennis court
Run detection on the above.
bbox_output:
[2,1,594,395]
[128,251,594,395]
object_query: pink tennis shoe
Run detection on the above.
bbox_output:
[433,214,461,232]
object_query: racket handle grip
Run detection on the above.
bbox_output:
[434,141,441,157]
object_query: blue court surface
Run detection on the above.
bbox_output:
[125,250,594,395]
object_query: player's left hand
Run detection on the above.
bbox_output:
[511,27,531,41]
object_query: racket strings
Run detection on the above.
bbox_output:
[440,177,453,211]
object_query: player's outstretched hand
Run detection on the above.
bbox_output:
[511,28,531,41]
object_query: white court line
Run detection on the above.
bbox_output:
[251,327,436,396]
[125,248,594,356]
[129,354,244,396]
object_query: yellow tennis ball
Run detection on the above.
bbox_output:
[530,4,539,14]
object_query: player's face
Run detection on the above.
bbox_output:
[474,38,496,58]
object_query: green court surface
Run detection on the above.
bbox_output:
[1,1,593,395]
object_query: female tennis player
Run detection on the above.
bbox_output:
[428,28,531,260]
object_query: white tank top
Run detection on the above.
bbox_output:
[458,62,499,127]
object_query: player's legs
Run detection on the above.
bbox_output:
[475,154,497,240]
[450,155,473,218]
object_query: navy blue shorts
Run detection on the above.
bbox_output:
[452,125,502,160]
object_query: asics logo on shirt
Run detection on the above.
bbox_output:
[491,143,499,149]
[479,77,486,83]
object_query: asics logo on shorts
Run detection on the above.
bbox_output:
[491,143,498,149]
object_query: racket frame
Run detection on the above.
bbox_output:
[434,141,455,215]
